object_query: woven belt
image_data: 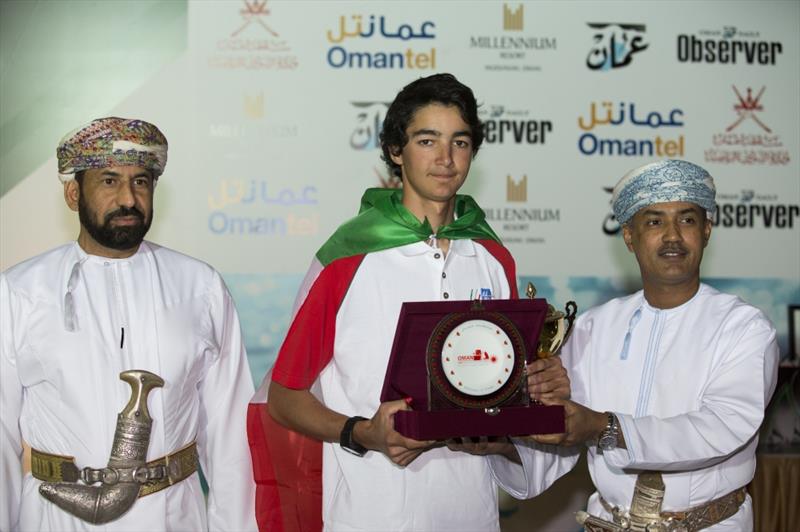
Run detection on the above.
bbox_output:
[30,441,198,498]
[599,486,747,531]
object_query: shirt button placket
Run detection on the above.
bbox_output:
[435,252,450,300]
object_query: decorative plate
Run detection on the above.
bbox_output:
[427,311,526,409]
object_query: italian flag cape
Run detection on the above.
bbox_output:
[246,188,518,531]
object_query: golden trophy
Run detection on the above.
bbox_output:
[526,282,577,359]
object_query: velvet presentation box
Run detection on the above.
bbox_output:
[380,299,565,441]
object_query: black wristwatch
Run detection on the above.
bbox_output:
[597,412,620,451]
[340,416,368,457]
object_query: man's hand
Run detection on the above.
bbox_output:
[526,356,570,402]
[445,436,520,464]
[354,399,438,467]
[529,399,608,447]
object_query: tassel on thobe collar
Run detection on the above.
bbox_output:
[63,258,86,331]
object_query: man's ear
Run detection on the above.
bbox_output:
[702,218,712,247]
[389,145,403,166]
[622,223,634,252]
[64,180,80,212]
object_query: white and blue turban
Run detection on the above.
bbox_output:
[611,159,716,225]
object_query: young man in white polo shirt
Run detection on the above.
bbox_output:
[248,74,571,532]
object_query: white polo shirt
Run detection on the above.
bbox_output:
[318,239,511,532]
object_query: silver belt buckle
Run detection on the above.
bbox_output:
[167,455,182,482]
[660,517,688,532]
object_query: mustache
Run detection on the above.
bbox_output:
[104,206,145,224]
[658,244,688,255]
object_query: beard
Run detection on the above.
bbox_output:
[78,196,153,251]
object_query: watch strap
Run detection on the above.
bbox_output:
[598,411,619,451]
[340,416,369,457]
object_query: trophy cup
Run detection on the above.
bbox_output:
[526,282,577,359]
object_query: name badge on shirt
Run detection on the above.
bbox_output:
[470,288,493,300]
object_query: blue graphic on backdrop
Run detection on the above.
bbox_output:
[222,273,304,387]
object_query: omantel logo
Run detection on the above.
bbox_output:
[211,0,298,70]
[206,179,319,238]
[704,85,790,166]
[325,13,437,69]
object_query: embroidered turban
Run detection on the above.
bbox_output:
[56,117,168,183]
[611,159,716,225]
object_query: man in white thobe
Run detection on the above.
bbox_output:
[494,160,779,531]
[0,117,257,531]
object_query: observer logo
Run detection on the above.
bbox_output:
[677,26,782,65]
[713,190,799,229]
[480,105,552,145]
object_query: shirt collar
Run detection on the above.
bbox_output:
[394,238,477,257]
[62,241,151,331]
[642,283,707,315]
[74,240,150,265]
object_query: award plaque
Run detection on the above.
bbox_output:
[380,293,574,441]
[427,312,525,410]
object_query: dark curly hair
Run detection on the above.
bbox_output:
[380,73,484,179]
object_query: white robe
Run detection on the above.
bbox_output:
[491,283,779,531]
[1,242,257,532]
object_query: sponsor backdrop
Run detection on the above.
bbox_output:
[1,1,799,386]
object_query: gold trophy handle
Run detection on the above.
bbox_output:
[526,282,579,359]
[562,300,578,348]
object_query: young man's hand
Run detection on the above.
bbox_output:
[354,399,439,466]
